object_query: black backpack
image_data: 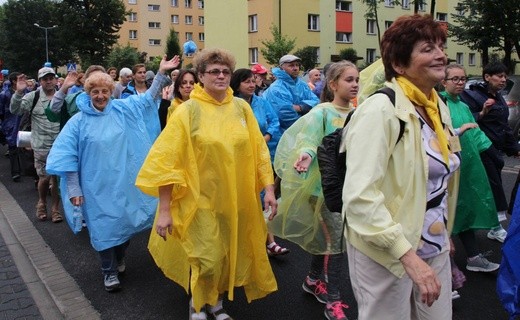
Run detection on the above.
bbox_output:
[317,87,405,213]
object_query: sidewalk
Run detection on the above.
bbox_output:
[0,180,100,320]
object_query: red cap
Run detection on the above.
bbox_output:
[251,64,268,75]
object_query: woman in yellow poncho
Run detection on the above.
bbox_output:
[136,48,278,320]
[166,68,198,121]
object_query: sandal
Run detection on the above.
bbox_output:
[36,203,47,221]
[51,211,63,223]
[267,242,290,256]
[207,306,233,320]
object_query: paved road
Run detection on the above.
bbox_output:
[0,144,515,319]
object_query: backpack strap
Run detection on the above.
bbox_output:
[30,89,40,114]
[371,87,405,144]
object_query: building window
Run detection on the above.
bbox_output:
[456,52,464,65]
[148,22,161,29]
[336,1,352,11]
[308,14,320,31]
[198,16,204,25]
[149,39,161,46]
[436,12,447,21]
[384,0,394,7]
[148,4,160,11]
[469,53,476,66]
[249,15,258,32]
[198,0,204,9]
[366,19,376,34]
[171,0,178,6]
[128,0,136,4]
[456,2,465,15]
[185,0,192,8]
[171,15,179,24]
[384,20,392,29]
[129,30,137,39]
[315,47,321,64]
[199,32,205,41]
[185,15,193,25]
[186,32,193,41]
[366,48,376,64]
[336,32,352,43]
[128,12,137,22]
[402,0,410,9]
[249,48,259,64]
[418,2,426,11]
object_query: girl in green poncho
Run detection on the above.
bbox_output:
[440,64,501,278]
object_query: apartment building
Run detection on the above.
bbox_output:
[118,0,481,75]
[118,0,205,64]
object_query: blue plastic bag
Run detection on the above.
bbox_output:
[497,190,520,319]
[183,40,197,55]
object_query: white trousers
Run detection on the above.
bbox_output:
[347,243,452,320]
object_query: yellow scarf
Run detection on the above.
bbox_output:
[396,76,450,164]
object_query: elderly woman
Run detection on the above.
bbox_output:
[136,48,278,320]
[46,55,180,292]
[342,15,460,319]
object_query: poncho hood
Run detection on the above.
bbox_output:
[191,83,234,106]
[76,92,114,115]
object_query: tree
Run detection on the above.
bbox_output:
[55,0,127,67]
[260,24,296,67]
[0,0,68,75]
[294,46,318,71]
[339,48,359,64]
[106,45,140,71]
[165,28,182,61]
[449,0,520,72]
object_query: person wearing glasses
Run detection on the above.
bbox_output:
[136,48,278,320]
[263,54,320,132]
[440,65,500,275]
[460,62,520,243]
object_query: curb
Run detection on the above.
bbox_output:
[0,181,100,320]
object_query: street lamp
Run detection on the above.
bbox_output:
[33,23,58,64]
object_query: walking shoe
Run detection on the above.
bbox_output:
[302,277,327,304]
[487,226,507,243]
[324,301,349,320]
[266,242,290,256]
[104,274,121,292]
[189,304,207,320]
[117,259,126,273]
[207,306,233,320]
[466,253,500,272]
[452,290,461,300]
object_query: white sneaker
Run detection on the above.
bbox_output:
[103,274,120,292]
[452,290,460,300]
[487,226,507,243]
[189,304,207,320]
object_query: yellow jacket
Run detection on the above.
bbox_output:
[342,79,459,278]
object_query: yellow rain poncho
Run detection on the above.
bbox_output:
[136,83,277,311]
[269,103,351,255]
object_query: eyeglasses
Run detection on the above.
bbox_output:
[445,77,467,83]
[204,69,231,77]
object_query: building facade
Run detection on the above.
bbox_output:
[117,0,481,75]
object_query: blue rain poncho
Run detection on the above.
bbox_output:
[263,67,319,131]
[497,191,520,319]
[46,88,162,251]
[249,94,280,162]
[269,103,351,254]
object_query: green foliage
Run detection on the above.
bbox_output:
[449,0,520,72]
[339,48,359,64]
[260,24,296,67]
[165,28,182,61]
[56,0,127,67]
[145,56,161,73]
[294,46,318,71]
[106,45,140,71]
[0,0,127,74]
[0,0,66,76]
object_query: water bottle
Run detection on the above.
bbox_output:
[72,206,83,233]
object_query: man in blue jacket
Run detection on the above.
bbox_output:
[263,54,319,132]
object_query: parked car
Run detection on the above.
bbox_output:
[464,76,520,141]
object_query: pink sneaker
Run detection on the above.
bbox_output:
[324,301,349,320]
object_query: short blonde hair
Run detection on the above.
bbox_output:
[192,48,236,75]
[84,72,115,93]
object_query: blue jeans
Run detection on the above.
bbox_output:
[98,241,129,276]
